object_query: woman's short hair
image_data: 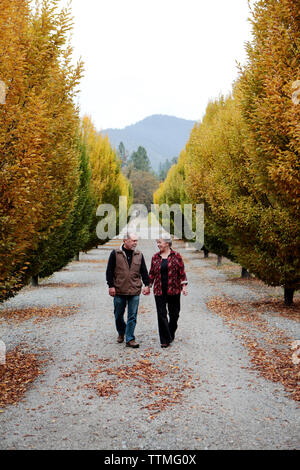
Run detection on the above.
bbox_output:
[158,235,172,247]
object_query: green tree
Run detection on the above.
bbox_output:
[129,146,152,172]
[118,141,128,167]
[157,157,178,181]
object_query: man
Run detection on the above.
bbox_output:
[106,232,150,348]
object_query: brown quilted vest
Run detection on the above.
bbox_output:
[113,249,143,295]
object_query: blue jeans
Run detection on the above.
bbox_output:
[113,295,140,343]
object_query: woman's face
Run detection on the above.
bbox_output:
[157,239,169,252]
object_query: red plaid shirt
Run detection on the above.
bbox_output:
[149,250,187,296]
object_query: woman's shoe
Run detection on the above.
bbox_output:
[161,343,170,348]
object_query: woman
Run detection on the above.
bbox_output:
[149,236,188,348]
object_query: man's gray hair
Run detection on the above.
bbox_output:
[123,232,138,240]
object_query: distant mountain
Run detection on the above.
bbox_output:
[100,114,197,171]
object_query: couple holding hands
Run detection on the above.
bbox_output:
[106,232,188,349]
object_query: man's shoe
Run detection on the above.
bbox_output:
[117,334,124,343]
[126,340,139,348]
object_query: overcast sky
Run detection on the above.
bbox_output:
[68,0,253,130]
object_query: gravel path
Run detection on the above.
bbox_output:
[0,238,299,450]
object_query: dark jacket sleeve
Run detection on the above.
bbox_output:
[106,250,116,288]
[140,255,150,286]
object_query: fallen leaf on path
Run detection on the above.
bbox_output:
[0,305,80,324]
[207,297,300,401]
[0,346,44,408]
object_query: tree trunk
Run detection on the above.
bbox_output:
[203,247,209,258]
[31,275,39,287]
[74,252,80,261]
[241,267,250,278]
[284,288,295,306]
[217,255,222,266]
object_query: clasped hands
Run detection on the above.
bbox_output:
[109,286,187,296]
[109,286,150,297]
[142,286,151,296]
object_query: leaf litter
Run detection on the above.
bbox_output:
[84,352,197,416]
[207,296,300,402]
[0,305,80,324]
[0,345,46,408]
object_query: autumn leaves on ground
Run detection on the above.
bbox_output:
[0,305,79,408]
[0,249,299,417]
[0,0,299,449]
[205,256,300,403]
[208,297,300,402]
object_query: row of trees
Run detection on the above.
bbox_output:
[0,0,131,302]
[118,141,178,181]
[154,0,300,305]
[119,144,160,210]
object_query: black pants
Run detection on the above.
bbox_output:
[154,292,181,345]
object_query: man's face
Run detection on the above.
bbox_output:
[124,236,138,250]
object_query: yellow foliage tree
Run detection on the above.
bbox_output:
[236,0,300,303]
[154,150,189,207]
[80,116,132,248]
[238,0,300,214]
[153,150,194,238]
[167,0,300,303]
[0,0,83,301]
[185,90,300,304]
